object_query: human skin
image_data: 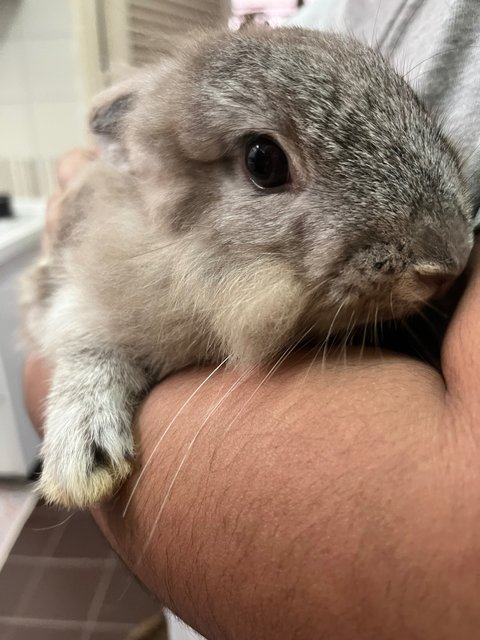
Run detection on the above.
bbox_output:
[24,150,480,640]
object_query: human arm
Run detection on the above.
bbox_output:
[25,274,480,640]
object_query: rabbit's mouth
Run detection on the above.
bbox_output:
[307,264,464,339]
[309,233,471,332]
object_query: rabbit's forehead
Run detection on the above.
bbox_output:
[193,34,415,146]
[198,32,389,103]
[182,34,465,220]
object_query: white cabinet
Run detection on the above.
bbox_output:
[0,199,44,477]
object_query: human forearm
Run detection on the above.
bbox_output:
[88,354,480,640]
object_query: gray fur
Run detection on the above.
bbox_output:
[21,27,474,508]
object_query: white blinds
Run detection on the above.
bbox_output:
[128,0,231,65]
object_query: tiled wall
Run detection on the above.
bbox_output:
[0,0,88,197]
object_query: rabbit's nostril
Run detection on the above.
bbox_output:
[414,267,456,298]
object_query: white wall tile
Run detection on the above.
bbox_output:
[17,0,73,38]
[0,0,87,196]
[32,102,87,156]
[23,37,78,103]
[0,39,29,104]
[0,104,35,156]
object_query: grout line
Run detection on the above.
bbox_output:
[8,554,117,569]
[81,558,118,640]
[1,505,151,638]
[16,9,40,196]
[12,515,67,619]
[0,615,133,631]
[0,492,38,640]
[2,620,15,640]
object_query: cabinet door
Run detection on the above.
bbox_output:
[0,354,27,476]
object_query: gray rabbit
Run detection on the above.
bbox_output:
[21,27,474,508]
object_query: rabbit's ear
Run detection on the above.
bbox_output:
[89,78,137,170]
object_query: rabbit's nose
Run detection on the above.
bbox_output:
[414,265,457,298]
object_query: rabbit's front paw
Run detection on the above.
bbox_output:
[39,409,134,508]
[39,449,132,509]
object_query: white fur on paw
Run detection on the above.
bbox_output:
[39,407,135,509]
[38,453,132,509]
[39,351,142,509]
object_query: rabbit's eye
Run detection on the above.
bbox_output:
[245,136,289,189]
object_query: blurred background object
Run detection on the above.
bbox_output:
[231,0,304,29]
[0,0,230,199]
[0,0,309,199]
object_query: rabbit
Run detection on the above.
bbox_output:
[21,26,474,509]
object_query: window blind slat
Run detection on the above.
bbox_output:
[131,4,215,24]
[128,0,229,66]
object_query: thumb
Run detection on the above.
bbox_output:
[442,240,480,414]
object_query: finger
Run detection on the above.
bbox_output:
[441,241,480,410]
[42,149,97,254]
[42,192,62,254]
[23,355,51,436]
[56,148,97,189]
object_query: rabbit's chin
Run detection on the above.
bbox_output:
[299,293,423,342]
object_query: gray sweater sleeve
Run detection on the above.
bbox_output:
[287,0,480,220]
